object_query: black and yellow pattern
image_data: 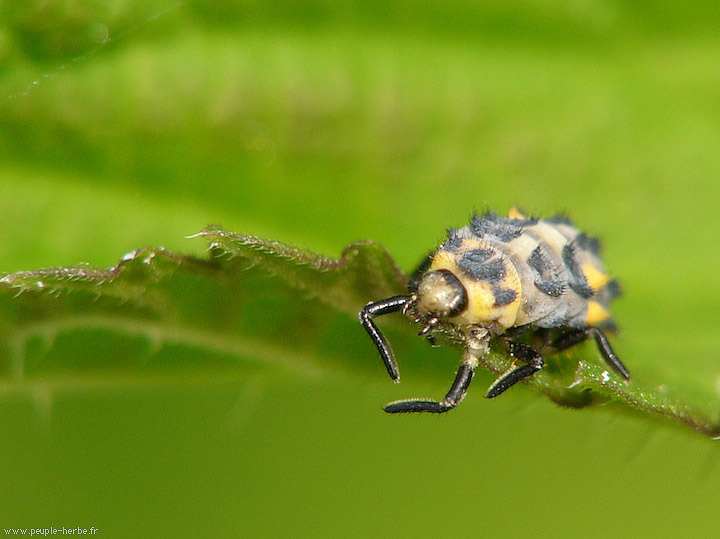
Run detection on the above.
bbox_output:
[359,209,630,414]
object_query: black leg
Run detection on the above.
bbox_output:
[359,296,409,381]
[485,342,544,398]
[383,362,476,413]
[552,327,630,379]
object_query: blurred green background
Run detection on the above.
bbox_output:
[3,1,720,537]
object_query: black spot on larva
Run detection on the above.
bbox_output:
[470,213,534,242]
[597,318,618,333]
[548,213,573,226]
[562,243,594,298]
[460,247,494,264]
[493,287,517,306]
[606,279,622,299]
[441,229,463,252]
[528,245,565,297]
[495,225,524,242]
[470,214,495,236]
[535,279,565,297]
[575,232,602,255]
[527,245,551,274]
[457,249,505,282]
[510,215,538,227]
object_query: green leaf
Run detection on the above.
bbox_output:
[192,225,408,313]
[2,227,719,438]
[0,228,408,397]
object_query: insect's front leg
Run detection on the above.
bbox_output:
[383,329,488,414]
[359,296,410,381]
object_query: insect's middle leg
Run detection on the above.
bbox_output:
[485,342,544,398]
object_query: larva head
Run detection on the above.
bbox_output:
[418,238,523,333]
[414,269,468,322]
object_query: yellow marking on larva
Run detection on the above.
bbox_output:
[430,244,522,331]
[585,301,610,325]
[430,249,461,273]
[459,237,488,251]
[508,207,526,220]
[581,263,610,293]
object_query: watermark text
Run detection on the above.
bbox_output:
[4,527,98,536]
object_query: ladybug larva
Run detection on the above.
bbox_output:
[359,208,630,413]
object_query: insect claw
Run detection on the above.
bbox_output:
[417,318,438,336]
[401,295,416,315]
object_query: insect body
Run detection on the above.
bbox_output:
[359,209,630,413]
